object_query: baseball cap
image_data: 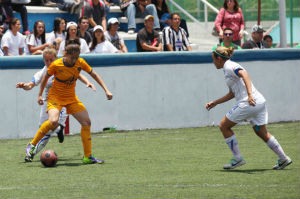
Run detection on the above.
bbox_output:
[93,25,104,32]
[252,24,265,33]
[108,18,119,25]
[144,15,154,21]
[66,21,78,30]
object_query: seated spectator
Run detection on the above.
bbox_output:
[152,0,189,37]
[212,27,241,50]
[136,15,162,52]
[46,17,66,50]
[25,20,50,55]
[214,0,244,45]
[78,16,92,46]
[242,24,269,49]
[162,13,191,51]
[119,0,160,34]
[263,35,273,48]
[89,25,120,53]
[1,18,25,56]
[50,0,82,14]
[104,17,128,53]
[82,0,107,31]
[58,22,90,54]
[1,1,30,35]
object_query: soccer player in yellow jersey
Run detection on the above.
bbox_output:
[25,44,113,164]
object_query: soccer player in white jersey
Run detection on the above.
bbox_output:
[206,46,292,170]
[16,47,95,162]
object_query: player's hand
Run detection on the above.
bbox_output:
[86,83,96,91]
[206,101,217,111]
[106,91,113,100]
[16,82,25,88]
[38,96,44,105]
[248,95,256,106]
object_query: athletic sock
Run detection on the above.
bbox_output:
[81,125,92,158]
[31,120,54,146]
[225,134,242,160]
[266,136,287,161]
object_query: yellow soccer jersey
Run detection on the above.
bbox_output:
[47,57,92,105]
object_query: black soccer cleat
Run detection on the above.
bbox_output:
[57,125,65,143]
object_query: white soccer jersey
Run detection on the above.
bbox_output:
[1,29,25,56]
[58,38,90,55]
[31,66,54,98]
[223,59,265,104]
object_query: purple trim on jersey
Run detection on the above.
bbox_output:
[234,68,243,76]
[89,69,93,74]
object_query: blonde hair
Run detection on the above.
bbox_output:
[213,46,234,59]
[43,47,57,58]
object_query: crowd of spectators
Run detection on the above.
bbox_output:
[0,0,299,57]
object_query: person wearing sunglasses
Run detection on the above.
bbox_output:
[214,0,245,46]
[213,27,242,50]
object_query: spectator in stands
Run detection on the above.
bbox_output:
[242,25,269,49]
[1,18,25,56]
[104,17,128,53]
[89,25,120,53]
[263,35,273,48]
[1,1,30,35]
[46,17,66,50]
[295,43,300,48]
[50,0,82,14]
[25,20,50,55]
[78,16,92,46]
[82,0,107,31]
[58,21,90,54]
[163,13,191,51]
[136,15,162,52]
[119,0,160,34]
[214,0,244,46]
[152,0,189,37]
[212,27,241,50]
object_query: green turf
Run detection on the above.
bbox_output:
[0,122,299,199]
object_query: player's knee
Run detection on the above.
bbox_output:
[81,119,91,126]
[49,119,59,128]
[219,121,227,132]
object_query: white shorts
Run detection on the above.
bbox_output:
[226,102,268,126]
[39,100,68,127]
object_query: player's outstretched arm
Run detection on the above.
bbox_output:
[206,90,235,111]
[89,70,113,100]
[78,74,96,91]
[238,70,255,106]
[38,73,50,105]
[16,82,35,90]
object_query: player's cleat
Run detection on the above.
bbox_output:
[82,155,104,164]
[223,158,246,169]
[57,125,64,143]
[25,143,36,162]
[273,156,292,170]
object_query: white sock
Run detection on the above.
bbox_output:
[267,136,287,161]
[53,125,61,134]
[225,135,242,160]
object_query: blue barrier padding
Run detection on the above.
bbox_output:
[0,49,299,69]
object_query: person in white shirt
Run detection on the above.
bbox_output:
[25,20,50,55]
[206,46,292,170]
[1,18,25,56]
[57,21,90,55]
[104,17,128,53]
[90,25,120,54]
[46,17,66,51]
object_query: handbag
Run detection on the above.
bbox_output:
[212,8,225,37]
[119,0,137,9]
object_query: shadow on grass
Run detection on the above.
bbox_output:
[217,168,272,174]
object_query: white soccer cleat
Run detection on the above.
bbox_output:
[273,156,292,170]
[223,158,246,169]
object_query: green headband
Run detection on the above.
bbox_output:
[213,50,230,59]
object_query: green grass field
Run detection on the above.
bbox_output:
[0,122,299,199]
